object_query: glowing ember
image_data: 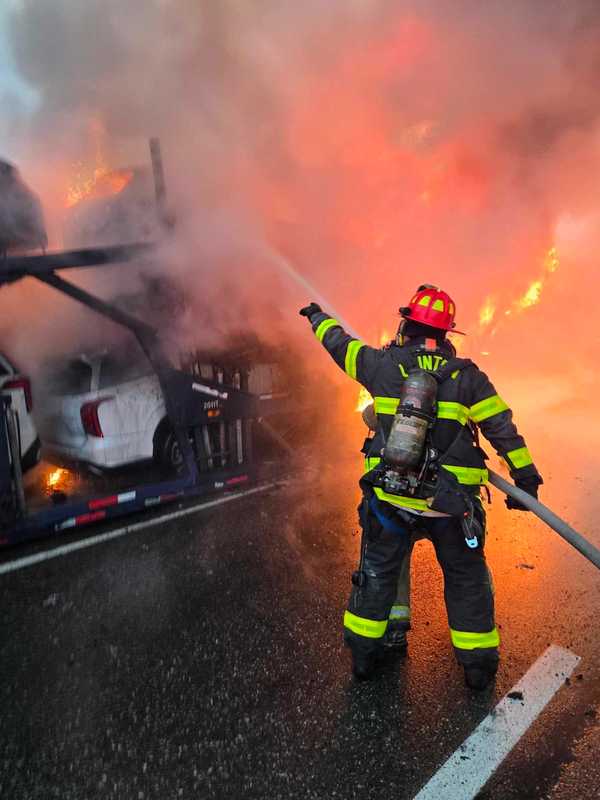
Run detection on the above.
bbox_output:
[544,246,559,273]
[46,468,67,491]
[356,386,373,413]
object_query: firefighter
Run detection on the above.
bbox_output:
[299,286,542,689]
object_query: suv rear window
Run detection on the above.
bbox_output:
[98,352,151,390]
[46,359,93,394]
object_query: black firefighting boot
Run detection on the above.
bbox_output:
[463,651,499,691]
[351,649,378,681]
[464,666,492,690]
[350,643,387,681]
[382,619,409,652]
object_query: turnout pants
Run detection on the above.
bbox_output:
[344,495,499,670]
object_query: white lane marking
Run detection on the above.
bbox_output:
[0,483,278,576]
[414,645,581,800]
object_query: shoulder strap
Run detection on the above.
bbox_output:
[431,357,473,384]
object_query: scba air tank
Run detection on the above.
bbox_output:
[383,370,438,470]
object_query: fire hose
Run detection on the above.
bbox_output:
[274,249,600,572]
[488,469,600,570]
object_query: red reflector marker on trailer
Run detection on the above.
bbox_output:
[55,510,107,531]
[226,475,249,486]
[88,491,136,511]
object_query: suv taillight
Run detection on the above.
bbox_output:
[80,397,114,438]
[4,377,33,412]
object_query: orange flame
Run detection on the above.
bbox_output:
[476,246,560,340]
[65,117,133,207]
[479,297,496,327]
[355,386,373,413]
[518,280,543,309]
[66,167,133,208]
[354,329,392,411]
[46,468,67,492]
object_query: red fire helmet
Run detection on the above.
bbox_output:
[400,284,464,334]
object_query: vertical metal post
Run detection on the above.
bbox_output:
[149,138,169,228]
[6,406,26,516]
[233,369,244,464]
[216,367,227,467]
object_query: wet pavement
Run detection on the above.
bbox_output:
[1,420,600,799]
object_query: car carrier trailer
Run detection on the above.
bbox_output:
[0,240,288,547]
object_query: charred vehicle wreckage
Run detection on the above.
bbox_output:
[0,144,305,546]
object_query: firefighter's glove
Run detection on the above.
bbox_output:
[505,476,542,511]
[299,302,322,321]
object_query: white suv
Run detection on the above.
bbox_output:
[37,349,170,471]
[0,352,41,472]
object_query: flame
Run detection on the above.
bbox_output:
[46,468,67,492]
[479,297,496,327]
[355,386,373,413]
[354,329,393,411]
[65,117,133,207]
[518,279,543,309]
[476,245,559,335]
[66,167,133,208]
[544,246,559,273]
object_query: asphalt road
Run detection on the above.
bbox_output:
[1,440,599,799]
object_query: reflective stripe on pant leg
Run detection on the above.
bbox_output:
[450,627,500,650]
[427,515,497,654]
[345,500,409,647]
[344,611,388,639]
[389,604,411,621]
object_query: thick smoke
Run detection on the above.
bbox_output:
[2,0,600,442]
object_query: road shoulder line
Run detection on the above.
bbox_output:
[413,644,581,800]
[0,482,278,576]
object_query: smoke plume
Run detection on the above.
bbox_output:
[2,0,600,452]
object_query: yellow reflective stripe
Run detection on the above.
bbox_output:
[450,627,500,650]
[389,604,411,621]
[373,487,430,511]
[437,401,469,425]
[373,397,400,415]
[451,369,460,379]
[364,457,381,472]
[442,464,488,485]
[506,446,533,469]
[315,318,339,342]
[345,340,365,380]
[344,611,388,639]
[469,394,509,423]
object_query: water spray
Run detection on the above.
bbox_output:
[268,250,362,339]
[273,250,600,572]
